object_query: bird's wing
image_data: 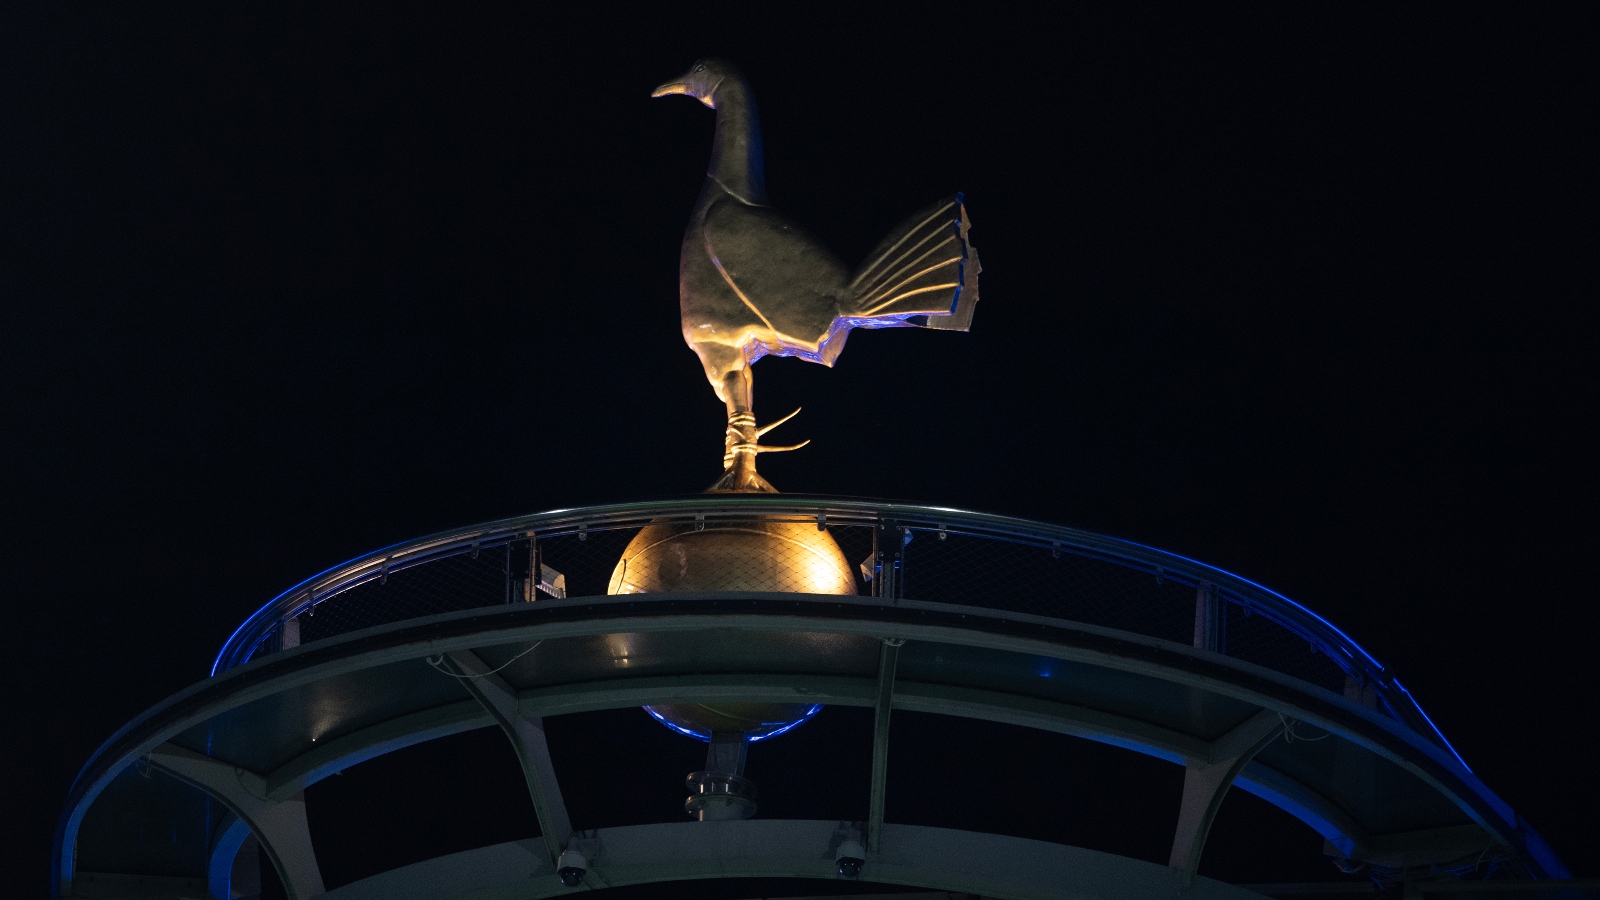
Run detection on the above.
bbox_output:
[703,199,849,348]
[844,195,976,327]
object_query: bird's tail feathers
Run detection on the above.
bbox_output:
[841,194,980,331]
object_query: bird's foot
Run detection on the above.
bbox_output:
[706,408,807,493]
[707,465,779,494]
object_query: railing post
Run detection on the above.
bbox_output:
[1194,582,1223,653]
[877,521,909,602]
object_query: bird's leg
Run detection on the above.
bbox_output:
[700,356,809,493]
[715,367,768,492]
[723,368,754,472]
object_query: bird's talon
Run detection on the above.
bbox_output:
[755,407,802,437]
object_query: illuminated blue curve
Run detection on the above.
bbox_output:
[1392,678,1472,773]
[1102,537,1387,672]
[209,536,421,676]
[644,704,825,742]
[1099,536,1469,772]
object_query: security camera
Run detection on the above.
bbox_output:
[557,848,588,887]
[835,837,865,878]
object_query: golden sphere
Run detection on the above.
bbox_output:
[608,517,859,739]
[608,519,857,595]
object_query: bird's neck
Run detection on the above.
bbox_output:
[707,77,768,206]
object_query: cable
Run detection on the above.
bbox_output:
[426,641,542,679]
[1278,712,1332,743]
[233,766,272,802]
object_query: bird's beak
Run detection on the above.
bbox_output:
[651,80,690,98]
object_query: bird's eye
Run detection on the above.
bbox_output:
[694,65,705,72]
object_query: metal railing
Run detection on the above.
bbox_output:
[211,495,1467,767]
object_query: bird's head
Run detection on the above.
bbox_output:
[651,59,736,109]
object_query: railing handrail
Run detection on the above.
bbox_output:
[208,495,1466,768]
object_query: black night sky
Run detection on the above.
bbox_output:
[2,5,1594,894]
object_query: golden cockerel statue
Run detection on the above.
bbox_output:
[654,59,980,491]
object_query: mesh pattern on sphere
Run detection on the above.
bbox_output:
[609,519,856,596]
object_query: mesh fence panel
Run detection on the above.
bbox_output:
[827,525,877,584]
[273,519,878,652]
[241,509,1357,702]
[537,527,644,598]
[901,529,1196,646]
[1218,599,1351,693]
[299,545,513,644]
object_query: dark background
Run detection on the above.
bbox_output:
[2,4,1594,893]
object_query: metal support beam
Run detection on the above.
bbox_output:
[257,673,1207,809]
[895,680,1207,765]
[209,814,254,900]
[1236,762,1373,860]
[65,600,1515,892]
[868,638,903,852]
[705,730,750,776]
[322,820,1266,900]
[1340,823,1499,871]
[146,743,325,900]
[266,700,491,801]
[446,650,573,863]
[1169,709,1284,885]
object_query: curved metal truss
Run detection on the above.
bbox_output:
[211,497,1459,762]
[59,567,1567,898]
[303,820,1265,900]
